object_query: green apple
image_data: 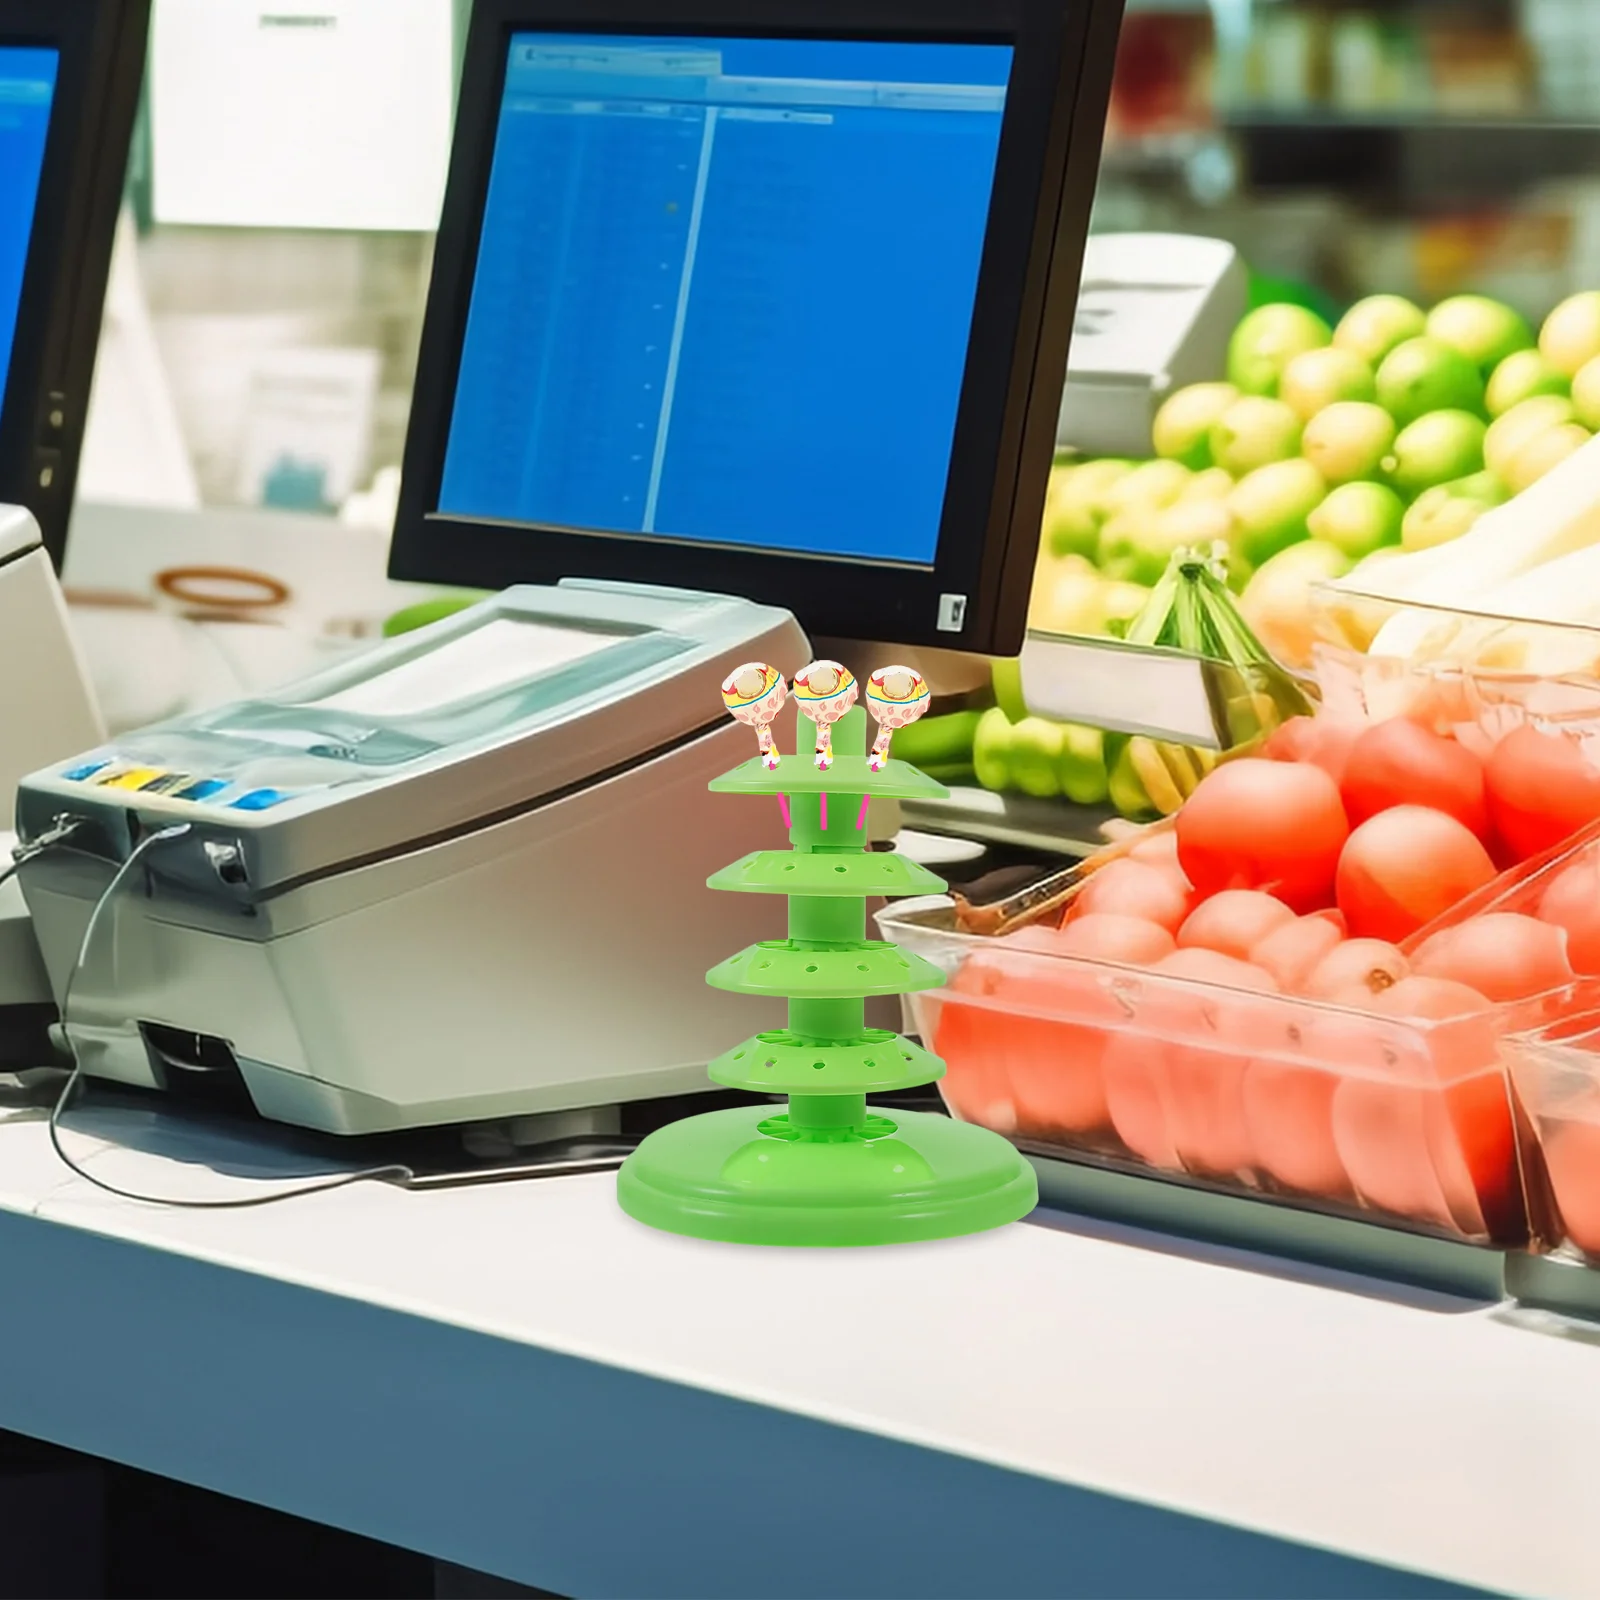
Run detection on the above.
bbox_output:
[1098,458,1192,521]
[1425,294,1535,376]
[1541,291,1600,377]
[1010,717,1067,799]
[1333,294,1427,366]
[1278,346,1375,420]
[1502,422,1591,494]
[1058,723,1109,807]
[1096,497,1232,587]
[1301,401,1397,484]
[1484,394,1577,482]
[973,706,1014,792]
[1226,304,1333,397]
[1401,471,1508,552]
[1486,348,1568,417]
[1180,466,1235,502]
[1572,355,1600,431]
[1308,481,1404,559]
[1042,457,1135,558]
[1383,409,1487,497]
[1227,458,1326,567]
[1237,538,1353,667]
[1374,337,1485,427]
[1029,563,1106,637]
[1152,382,1238,469]
[1208,396,1303,476]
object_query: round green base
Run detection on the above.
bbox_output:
[617,1105,1037,1247]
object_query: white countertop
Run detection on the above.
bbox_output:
[0,1104,1585,1597]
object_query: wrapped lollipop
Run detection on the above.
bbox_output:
[721,662,787,771]
[865,665,931,772]
[792,660,857,772]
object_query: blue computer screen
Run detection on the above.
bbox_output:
[439,34,1012,565]
[0,47,55,403]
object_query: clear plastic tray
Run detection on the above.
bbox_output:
[1310,580,1600,735]
[878,895,1571,1247]
[1503,998,1600,1264]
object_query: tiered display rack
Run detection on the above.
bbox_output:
[618,707,1038,1246]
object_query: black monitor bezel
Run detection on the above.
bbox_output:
[0,0,147,570]
[392,0,1123,654]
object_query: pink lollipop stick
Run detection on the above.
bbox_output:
[778,794,791,829]
[819,791,828,831]
[856,795,870,831]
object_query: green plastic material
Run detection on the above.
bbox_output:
[618,705,1038,1246]
[710,850,947,898]
[707,1026,943,1095]
[707,940,945,999]
[710,752,948,800]
[381,592,490,636]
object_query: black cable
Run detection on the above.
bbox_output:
[44,822,413,1208]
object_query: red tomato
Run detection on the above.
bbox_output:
[1102,1031,1181,1170]
[1335,806,1498,942]
[1538,856,1600,975]
[1144,949,1280,1180]
[933,954,1017,1126]
[1054,913,1176,966]
[1127,828,1185,876]
[1249,915,1345,992]
[1176,759,1349,913]
[987,956,1119,1143]
[1302,937,1409,1000]
[1411,913,1574,1002]
[1329,976,1516,1240]
[1242,1048,1352,1200]
[1485,726,1600,861]
[1339,719,1489,839]
[1542,1116,1600,1259]
[1177,891,1296,962]
[1074,859,1193,933]
[1331,1065,1457,1230]
[1262,715,1364,786]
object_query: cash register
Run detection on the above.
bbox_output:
[14,0,1118,1138]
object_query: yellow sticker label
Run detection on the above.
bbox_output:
[96,768,166,791]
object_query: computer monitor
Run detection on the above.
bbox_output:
[0,1,148,569]
[392,0,1122,654]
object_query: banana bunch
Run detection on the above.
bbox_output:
[1107,737,1217,818]
[1102,542,1312,820]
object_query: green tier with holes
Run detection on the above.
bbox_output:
[617,706,1038,1246]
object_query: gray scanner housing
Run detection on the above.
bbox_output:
[15,581,807,1134]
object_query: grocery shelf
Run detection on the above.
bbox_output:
[896,785,1114,857]
[1103,112,1600,197]
[1229,111,1600,195]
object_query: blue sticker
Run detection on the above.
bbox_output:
[175,778,229,803]
[62,759,112,782]
[230,788,290,812]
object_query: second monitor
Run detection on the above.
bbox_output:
[394,0,1122,654]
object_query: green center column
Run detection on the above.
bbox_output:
[617,706,1037,1246]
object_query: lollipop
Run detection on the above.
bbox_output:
[865,665,931,772]
[721,662,787,771]
[792,660,857,772]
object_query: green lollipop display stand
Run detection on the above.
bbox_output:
[618,707,1038,1246]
